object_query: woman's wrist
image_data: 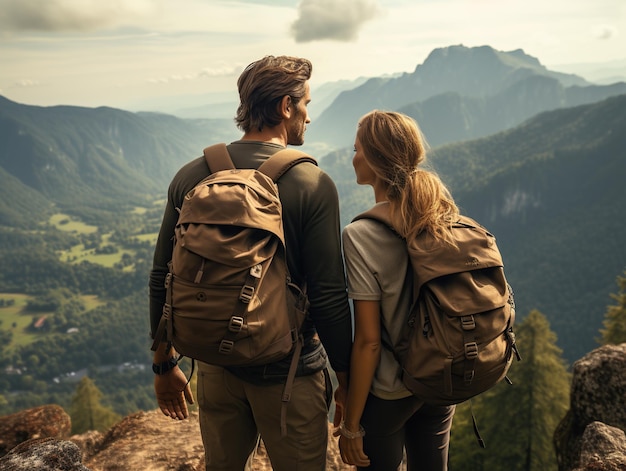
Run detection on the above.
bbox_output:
[338,420,366,439]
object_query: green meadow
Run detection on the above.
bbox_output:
[49,213,158,269]
[49,213,98,234]
[0,293,103,350]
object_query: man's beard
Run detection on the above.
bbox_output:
[287,111,305,146]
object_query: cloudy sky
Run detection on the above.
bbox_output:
[1,0,625,110]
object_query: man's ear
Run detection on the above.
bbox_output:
[280,95,292,119]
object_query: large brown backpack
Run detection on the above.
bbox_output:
[353,204,520,409]
[152,144,316,434]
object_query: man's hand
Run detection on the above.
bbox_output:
[333,371,348,428]
[154,366,194,420]
[333,383,346,428]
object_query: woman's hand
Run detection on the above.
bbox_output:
[338,434,370,467]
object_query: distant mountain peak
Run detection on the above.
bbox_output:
[418,44,546,75]
[306,44,611,151]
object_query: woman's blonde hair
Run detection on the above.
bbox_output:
[357,110,459,244]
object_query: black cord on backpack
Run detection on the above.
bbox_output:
[470,400,486,448]
[177,356,194,392]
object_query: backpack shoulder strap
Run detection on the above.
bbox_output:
[258,148,317,182]
[352,202,404,354]
[203,144,317,181]
[203,143,234,173]
[352,202,397,233]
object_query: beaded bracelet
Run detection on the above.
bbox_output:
[338,421,366,439]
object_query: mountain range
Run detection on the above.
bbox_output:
[305,44,626,150]
[0,44,625,364]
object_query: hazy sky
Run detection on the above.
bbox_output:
[1,0,625,109]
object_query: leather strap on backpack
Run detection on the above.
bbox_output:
[150,271,174,352]
[280,335,303,437]
[203,143,317,182]
[258,148,317,181]
[203,143,235,172]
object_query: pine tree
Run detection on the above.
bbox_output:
[599,271,626,345]
[69,376,121,434]
[449,310,571,471]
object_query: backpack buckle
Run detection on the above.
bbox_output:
[229,316,244,333]
[250,264,262,278]
[219,339,234,354]
[465,342,478,360]
[162,303,171,316]
[461,315,475,330]
[240,285,255,303]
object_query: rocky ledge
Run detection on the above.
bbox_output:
[1,344,625,470]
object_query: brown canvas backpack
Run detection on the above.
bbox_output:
[152,142,316,367]
[353,204,520,410]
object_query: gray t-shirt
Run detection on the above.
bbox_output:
[342,204,413,400]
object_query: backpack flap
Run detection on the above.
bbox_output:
[426,268,509,316]
[409,216,504,295]
[177,169,286,245]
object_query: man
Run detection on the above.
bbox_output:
[149,55,352,470]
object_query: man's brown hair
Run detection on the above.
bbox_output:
[235,55,312,133]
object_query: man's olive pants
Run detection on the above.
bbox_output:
[197,362,329,471]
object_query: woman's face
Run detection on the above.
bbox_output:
[353,135,377,186]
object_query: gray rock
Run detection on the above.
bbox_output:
[0,437,90,471]
[573,422,626,471]
[555,344,626,471]
[0,404,71,457]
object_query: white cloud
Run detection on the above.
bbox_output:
[146,65,241,86]
[170,74,195,81]
[14,78,40,87]
[146,78,169,84]
[0,0,157,32]
[198,65,242,78]
[290,0,382,42]
[592,24,618,40]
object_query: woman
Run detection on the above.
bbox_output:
[336,110,458,470]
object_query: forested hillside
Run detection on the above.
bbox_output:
[0,96,237,416]
[0,95,237,228]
